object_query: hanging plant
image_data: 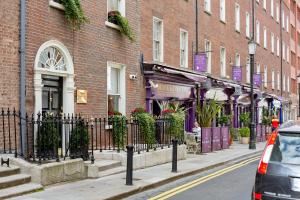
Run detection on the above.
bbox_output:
[60,0,89,30]
[108,11,135,41]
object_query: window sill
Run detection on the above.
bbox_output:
[105,21,121,31]
[204,10,212,16]
[246,35,250,40]
[235,29,241,34]
[220,19,226,24]
[49,0,65,11]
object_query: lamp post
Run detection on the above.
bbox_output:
[248,39,257,150]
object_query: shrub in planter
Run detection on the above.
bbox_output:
[239,127,250,144]
[108,10,135,41]
[69,119,89,160]
[166,112,185,141]
[197,99,222,127]
[37,114,60,157]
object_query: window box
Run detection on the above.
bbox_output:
[49,0,65,10]
[105,21,121,31]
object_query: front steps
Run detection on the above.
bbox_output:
[0,165,42,199]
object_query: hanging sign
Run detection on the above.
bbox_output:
[194,53,207,72]
[253,74,261,87]
[232,66,242,82]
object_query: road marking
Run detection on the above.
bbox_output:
[148,156,260,200]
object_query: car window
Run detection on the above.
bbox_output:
[270,132,300,165]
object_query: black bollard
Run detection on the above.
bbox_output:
[171,139,178,173]
[126,145,134,185]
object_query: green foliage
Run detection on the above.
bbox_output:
[218,114,231,126]
[110,115,127,148]
[229,127,235,138]
[239,112,250,127]
[135,113,156,146]
[131,107,147,117]
[262,107,272,126]
[197,99,222,127]
[69,119,89,160]
[168,112,185,140]
[37,114,60,155]
[108,11,135,41]
[61,0,89,30]
[239,127,250,137]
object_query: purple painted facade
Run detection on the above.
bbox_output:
[233,96,238,128]
[221,126,229,149]
[212,127,221,151]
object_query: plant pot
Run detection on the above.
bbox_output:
[108,10,120,24]
[240,137,250,144]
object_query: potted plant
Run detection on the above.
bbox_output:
[107,10,135,41]
[218,114,231,126]
[239,112,250,127]
[239,127,250,144]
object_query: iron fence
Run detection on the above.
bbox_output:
[0,109,181,164]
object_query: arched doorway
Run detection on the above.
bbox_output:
[34,40,75,117]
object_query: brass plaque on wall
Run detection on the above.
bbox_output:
[77,90,87,104]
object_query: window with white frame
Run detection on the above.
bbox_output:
[283,42,286,60]
[256,20,260,44]
[283,74,286,91]
[107,62,126,115]
[272,69,275,89]
[287,46,290,63]
[235,3,240,32]
[235,53,240,66]
[153,17,163,62]
[257,63,261,74]
[271,33,275,53]
[220,47,226,77]
[263,0,266,10]
[271,0,274,17]
[264,65,267,87]
[246,12,250,38]
[180,29,188,68]
[205,40,212,73]
[107,0,125,17]
[276,3,279,22]
[246,57,250,83]
[287,76,290,92]
[282,10,285,29]
[277,71,280,90]
[220,0,226,22]
[286,17,289,32]
[277,37,280,56]
[263,27,267,49]
[204,0,211,13]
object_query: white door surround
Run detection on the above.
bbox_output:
[34,40,75,117]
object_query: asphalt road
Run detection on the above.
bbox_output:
[125,159,259,200]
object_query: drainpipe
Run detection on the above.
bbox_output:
[20,0,27,156]
[279,0,283,123]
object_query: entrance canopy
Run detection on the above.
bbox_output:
[205,88,227,101]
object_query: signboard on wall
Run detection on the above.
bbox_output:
[232,66,242,82]
[194,53,207,72]
[253,73,261,87]
[154,81,192,99]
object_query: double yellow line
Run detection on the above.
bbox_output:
[148,156,260,200]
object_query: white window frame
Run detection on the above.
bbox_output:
[220,0,226,22]
[204,0,211,13]
[282,10,285,29]
[235,3,240,32]
[263,0,267,10]
[257,63,261,74]
[283,74,286,91]
[220,47,226,78]
[246,12,250,38]
[246,57,250,83]
[107,61,126,115]
[180,29,188,68]
[272,69,275,89]
[286,17,289,32]
[287,46,290,63]
[107,0,125,17]
[271,33,275,53]
[277,71,280,90]
[276,3,279,22]
[287,76,290,92]
[256,20,260,44]
[235,53,240,66]
[276,37,280,56]
[205,39,212,73]
[271,0,274,17]
[263,27,267,49]
[283,42,286,60]
[153,17,164,62]
[264,65,267,88]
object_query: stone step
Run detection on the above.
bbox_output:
[98,166,125,178]
[0,174,31,190]
[0,166,20,178]
[0,183,43,199]
[94,160,122,172]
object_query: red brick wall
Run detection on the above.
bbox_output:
[25,0,143,117]
[0,1,20,109]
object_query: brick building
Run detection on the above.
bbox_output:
[21,0,143,118]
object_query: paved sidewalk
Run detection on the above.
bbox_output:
[10,142,266,200]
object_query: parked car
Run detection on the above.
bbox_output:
[252,122,300,200]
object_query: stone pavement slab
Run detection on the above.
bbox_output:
[9,142,266,200]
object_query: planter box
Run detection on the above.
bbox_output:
[241,137,250,144]
[212,127,221,151]
[201,128,212,153]
[221,126,229,149]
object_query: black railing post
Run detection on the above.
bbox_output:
[126,145,134,186]
[172,139,178,173]
[13,108,17,157]
[91,121,95,164]
[37,112,41,164]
